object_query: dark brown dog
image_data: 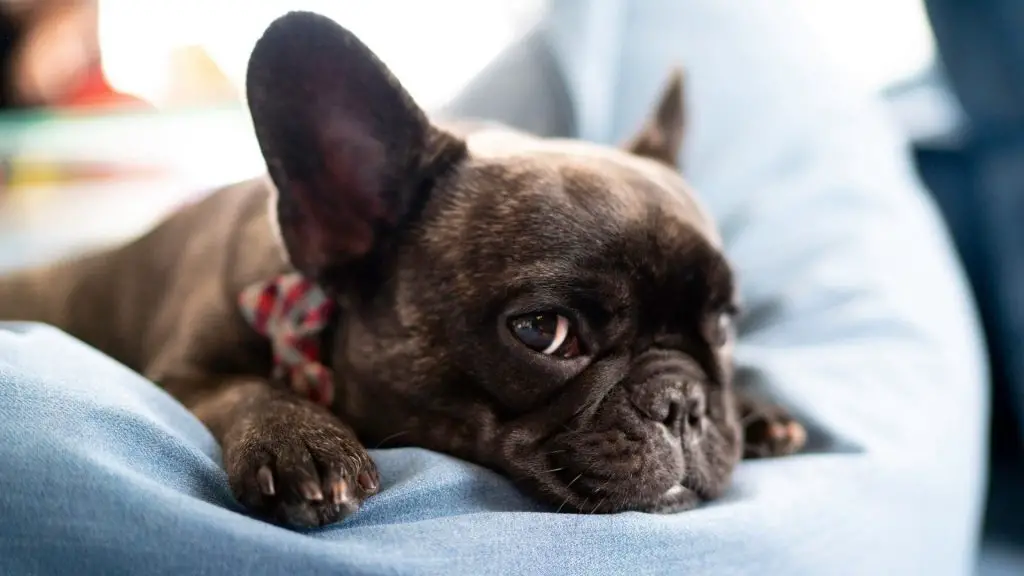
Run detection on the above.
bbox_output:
[0,12,804,528]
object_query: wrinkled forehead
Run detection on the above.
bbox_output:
[462,127,722,248]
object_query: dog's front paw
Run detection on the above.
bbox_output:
[223,405,380,528]
[740,399,806,459]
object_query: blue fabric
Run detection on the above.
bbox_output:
[920,0,1024,566]
[0,1,988,574]
[925,0,1024,447]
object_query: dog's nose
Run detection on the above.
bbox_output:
[661,385,705,437]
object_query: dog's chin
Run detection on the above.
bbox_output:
[524,456,705,514]
[494,383,741,514]
[645,483,704,513]
[503,408,743,514]
[509,423,705,514]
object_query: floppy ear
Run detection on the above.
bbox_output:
[623,68,686,167]
[246,11,466,278]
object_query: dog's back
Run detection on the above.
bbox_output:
[0,178,283,375]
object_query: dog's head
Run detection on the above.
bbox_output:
[246,12,742,513]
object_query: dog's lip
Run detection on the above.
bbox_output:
[649,482,702,513]
[500,425,703,514]
[543,474,701,514]
[530,453,701,514]
[663,484,686,498]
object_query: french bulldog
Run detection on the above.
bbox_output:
[0,11,805,528]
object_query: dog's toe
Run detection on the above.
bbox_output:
[742,404,807,459]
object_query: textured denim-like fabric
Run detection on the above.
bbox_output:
[0,1,988,575]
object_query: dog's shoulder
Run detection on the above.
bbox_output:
[206,176,294,294]
[127,177,289,378]
[133,176,291,291]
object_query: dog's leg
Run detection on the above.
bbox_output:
[162,376,380,528]
[736,390,807,459]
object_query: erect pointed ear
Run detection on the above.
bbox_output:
[623,68,686,167]
[246,11,466,278]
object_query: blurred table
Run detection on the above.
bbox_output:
[0,105,266,270]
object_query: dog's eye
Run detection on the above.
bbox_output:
[508,313,581,358]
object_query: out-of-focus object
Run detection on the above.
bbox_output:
[162,44,240,109]
[919,1,1024,570]
[96,0,543,112]
[60,61,148,109]
[0,0,147,110]
[0,106,261,267]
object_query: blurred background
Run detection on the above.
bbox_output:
[0,0,1021,573]
[0,0,943,266]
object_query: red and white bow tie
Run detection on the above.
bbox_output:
[238,272,336,406]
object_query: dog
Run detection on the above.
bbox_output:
[0,11,805,528]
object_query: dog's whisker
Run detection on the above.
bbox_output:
[374,430,410,448]
[740,412,763,426]
[555,469,589,514]
[542,467,565,474]
[590,495,608,514]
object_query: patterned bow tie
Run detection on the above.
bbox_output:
[238,272,336,406]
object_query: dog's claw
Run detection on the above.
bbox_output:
[299,480,324,501]
[331,479,349,504]
[257,465,276,496]
[358,470,379,493]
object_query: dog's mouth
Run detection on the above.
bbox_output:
[523,450,704,514]
[492,374,741,514]
[496,405,741,513]
[556,470,703,514]
[499,422,708,514]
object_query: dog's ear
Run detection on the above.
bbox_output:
[246,11,466,278]
[623,68,686,167]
